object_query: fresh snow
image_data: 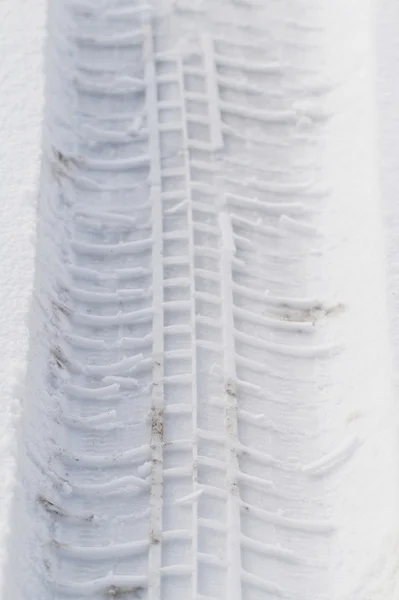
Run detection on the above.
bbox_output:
[1,0,399,599]
[0,0,45,591]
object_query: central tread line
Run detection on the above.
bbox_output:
[201,33,244,600]
[145,21,164,600]
[178,50,200,600]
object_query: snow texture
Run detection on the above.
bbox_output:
[1,0,399,599]
[0,0,45,591]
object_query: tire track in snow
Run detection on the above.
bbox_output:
[4,2,344,600]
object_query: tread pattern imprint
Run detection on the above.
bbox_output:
[6,2,337,600]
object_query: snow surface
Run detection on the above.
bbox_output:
[1,0,399,599]
[0,0,45,589]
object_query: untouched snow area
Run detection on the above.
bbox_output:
[1,0,399,599]
[0,0,45,589]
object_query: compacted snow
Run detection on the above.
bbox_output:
[1,1,399,599]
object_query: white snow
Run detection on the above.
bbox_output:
[0,0,45,591]
[316,1,399,597]
[2,0,399,599]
